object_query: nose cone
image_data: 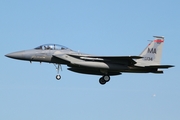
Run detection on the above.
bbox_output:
[5,51,24,60]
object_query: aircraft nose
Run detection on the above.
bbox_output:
[5,51,24,60]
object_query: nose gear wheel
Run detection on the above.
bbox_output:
[56,75,61,80]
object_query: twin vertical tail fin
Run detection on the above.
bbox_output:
[135,36,164,66]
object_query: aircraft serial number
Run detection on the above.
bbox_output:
[144,57,153,61]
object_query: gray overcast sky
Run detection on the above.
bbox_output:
[0,0,179,120]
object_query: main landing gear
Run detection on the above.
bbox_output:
[54,64,61,80]
[99,75,110,85]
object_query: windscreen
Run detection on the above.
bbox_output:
[35,44,70,50]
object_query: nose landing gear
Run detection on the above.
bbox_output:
[54,64,62,80]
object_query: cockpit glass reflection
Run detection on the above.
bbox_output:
[34,44,70,50]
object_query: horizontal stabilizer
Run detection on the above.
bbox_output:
[145,65,174,69]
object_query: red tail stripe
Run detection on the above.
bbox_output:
[154,39,164,43]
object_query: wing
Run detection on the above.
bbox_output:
[68,54,142,66]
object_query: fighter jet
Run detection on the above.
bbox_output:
[5,36,174,85]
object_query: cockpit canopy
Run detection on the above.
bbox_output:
[34,44,70,50]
